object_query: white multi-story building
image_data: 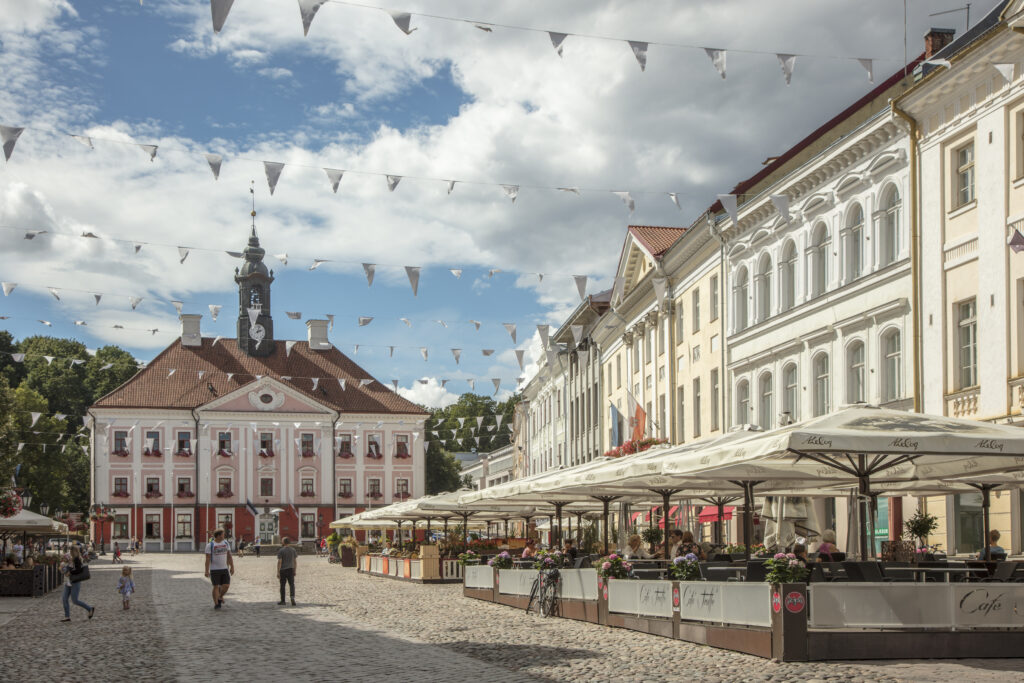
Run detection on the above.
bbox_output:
[522,349,567,476]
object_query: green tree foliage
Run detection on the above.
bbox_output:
[425,448,463,495]
[0,332,139,516]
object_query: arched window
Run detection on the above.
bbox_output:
[879,185,901,267]
[846,341,865,404]
[758,373,773,430]
[782,363,799,423]
[733,266,749,332]
[755,254,773,322]
[813,353,830,417]
[736,379,750,426]
[881,329,902,402]
[810,223,830,298]
[846,203,864,281]
[779,240,797,312]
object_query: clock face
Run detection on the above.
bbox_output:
[250,323,266,343]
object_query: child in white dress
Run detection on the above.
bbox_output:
[117,566,135,610]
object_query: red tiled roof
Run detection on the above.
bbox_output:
[93,338,428,415]
[709,54,926,214]
[627,225,688,259]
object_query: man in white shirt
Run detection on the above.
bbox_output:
[204,529,235,609]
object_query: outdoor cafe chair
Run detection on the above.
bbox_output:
[631,568,664,580]
[744,559,767,583]
[980,561,1021,583]
[821,562,848,581]
[845,561,911,582]
[698,561,733,580]
[808,564,829,583]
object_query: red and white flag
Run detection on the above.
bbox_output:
[626,391,646,442]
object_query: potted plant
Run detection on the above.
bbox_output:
[725,543,747,560]
[143,490,162,499]
[111,448,129,457]
[668,553,701,581]
[750,543,770,558]
[176,490,195,499]
[641,526,663,550]
[595,553,633,579]
[487,551,513,570]
[904,510,939,558]
[763,552,809,585]
[457,550,481,566]
[143,447,162,457]
[217,448,232,457]
[0,490,24,519]
[175,448,192,457]
[532,549,564,570]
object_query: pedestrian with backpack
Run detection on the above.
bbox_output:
[204,529,234,609]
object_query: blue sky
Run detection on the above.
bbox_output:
[0,0,945,405]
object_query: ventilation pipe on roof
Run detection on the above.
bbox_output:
[307,319,332,351]
[181,314,202,347]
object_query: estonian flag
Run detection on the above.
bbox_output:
[246,499,259,518]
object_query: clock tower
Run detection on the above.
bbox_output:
[235,226,275,357]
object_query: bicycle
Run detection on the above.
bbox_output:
[525,567,560,617]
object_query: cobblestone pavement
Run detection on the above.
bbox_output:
[3,554,1024,682]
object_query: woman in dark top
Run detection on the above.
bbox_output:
[673,530,705,560]
[61,547,95,622]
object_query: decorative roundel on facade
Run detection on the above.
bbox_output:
[771,591,782,613]
[785,591,805,614]
[603,584,608,601]
[248,389,285,411]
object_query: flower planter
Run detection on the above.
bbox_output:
[218,450,233,457]
[258,450,275,458]
[340,546,356,567]
[337,493,353,499]
[216,491,234,498]
[176,492,195,499]
[111,492,130,498]
[336,452,354,459]
[300,450,316,458]
[143,492,162,499]
[174,450,192,457]
[143,449,162,457]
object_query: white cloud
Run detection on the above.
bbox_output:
[397,378,460,408]
[258,66,294,80]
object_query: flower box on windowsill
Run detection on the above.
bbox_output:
[176,491,195,499]
[394,451,411,459]
[366,452,383,460]
[174,450,192,457]
[111,449,130,457]
[395,492,411,500]
[218,449,233,457]
[258,449,275,458]
[337,451,354,459]
[144,491,162,499]
[216,490,234,498]
[111,491,130,498]
[300,450,316,458]
[367,492,384,500]
[337,492,353,499]
[299,491,316,497]
[143,448,162,457]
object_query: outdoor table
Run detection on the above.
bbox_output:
[884,567,981,583]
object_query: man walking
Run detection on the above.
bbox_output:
[276,537,298,606]
[204,528,234,609]
[254,535,261,558]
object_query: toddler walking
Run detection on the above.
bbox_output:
[117,567,135,610]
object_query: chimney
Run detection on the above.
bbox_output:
[306,319,331,351]
[180,314,202,347]
[924,28,955,58]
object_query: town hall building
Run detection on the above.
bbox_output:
[88,228,428,550]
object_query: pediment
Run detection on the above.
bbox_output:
[201,377,333,415]
[618,240,655,301]
[800,192,834,219]
[749,227,773,247]
[834,173,865,198]
[866,149,907,178]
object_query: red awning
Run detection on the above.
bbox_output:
[698,505,735,523]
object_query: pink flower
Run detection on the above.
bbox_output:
[601,561,611,571]
[786,553,796,559]
[608,553,618,561]
[773,552,786,560]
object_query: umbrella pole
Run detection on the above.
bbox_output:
[971,483,995,561]
[547,516,553,546]
[858,470,870,561]
[661,491,673,559]
[574,512,585,546]
[396,521,403,551]
[716,501,725,546]
[460,512,470,552]
[567,515,572,545]
[504,519,509,543]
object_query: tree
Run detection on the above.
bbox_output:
[17,336,92,419]
[425,446,463,495]
[85,345,139,400]
[0,331,25,387]
[423,392,521,453]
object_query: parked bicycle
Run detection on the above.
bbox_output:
[525,566,560,617]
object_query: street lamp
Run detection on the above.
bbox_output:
[40,502,49,516]
[21,491,32,510]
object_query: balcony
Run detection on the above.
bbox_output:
[946,387,980,418]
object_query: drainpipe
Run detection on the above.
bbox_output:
[707,212,728,431]
[192,407,201,550]
[890,101,921,414]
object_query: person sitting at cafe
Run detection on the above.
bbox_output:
[792,543,809,567]
[814,529,839,562]
[521,538,537,559]
[624,534,652,560]
[671,530,705,560]
[1,554,16,569]
[978,529,1006,559]
[562,539,579,565]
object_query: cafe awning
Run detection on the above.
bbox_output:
[698,505,735,523]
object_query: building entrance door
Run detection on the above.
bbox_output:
[259,513,278,544]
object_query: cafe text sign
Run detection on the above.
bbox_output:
[954,585,1024,627]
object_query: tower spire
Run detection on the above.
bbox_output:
[250,179,257,238]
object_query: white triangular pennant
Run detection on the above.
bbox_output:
[469,320,480,330]
[208,304,221,321]
[72,135,93,149]
[275,253,288,266]
[286,340,297,356]
[167,369,176,378]
[441,379,449,388]
[134,243,143,254]
[770,194,790,223]
[362,263,375,287]
[1,282,15,296]
[311,377,320,390]
[452,349,461,364]
[387,10,416,34]
[537,324,550,348]
[171,300,184,315]
[668,192,681,209]
[502,323,517,343]
[264,161,285,195]
[549,31,567,57]
[337,378,346,390]
[491,378,501,395]
[436,320,448,328]
[482,349,494,356]
[130,296,143,310]
[286,311,301,319]
[391,379,399,391]
[705,48,727,79]
[652,276,668,307]
[139,144,158,161]
[211,0,234,33]
[777,53,796,85]
[247,307,260,327]
[0,126,24,162]
[857,58,874,83]
[30,412,41,427]
[612,191,634,213]
[993,62,1015,82]
[501,184,519,203]
[358,316,373,326]
[467,379,475,391]
[447,180,456,194]
[93,294,101,305]
[298,0,325,36]
[717,194,738,226]
[405,266,421,296]
[12,353,24,363]
[388,346,394,357]
[326,313,334,330]
[178,246,190,264]
[514,349,525,370]
[488,268,501,278]
[537,273,544,283]
[324,168,344,193]
[925,58,952,70]
[458,417,465,428]
[420,347,428,361]
[570,324,584,346]
[309,259,329,270]
[399,318,411,327]
[204,153,222,179]
[628,40,648,71]
[212,336,222,347]
[574,275,588,302]
[386,175,402,191]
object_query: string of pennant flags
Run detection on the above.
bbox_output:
[0,219,601,299]
[208,0,895,84]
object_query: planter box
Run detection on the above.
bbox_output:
[341,547,356,567]
[0,566,46,597]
